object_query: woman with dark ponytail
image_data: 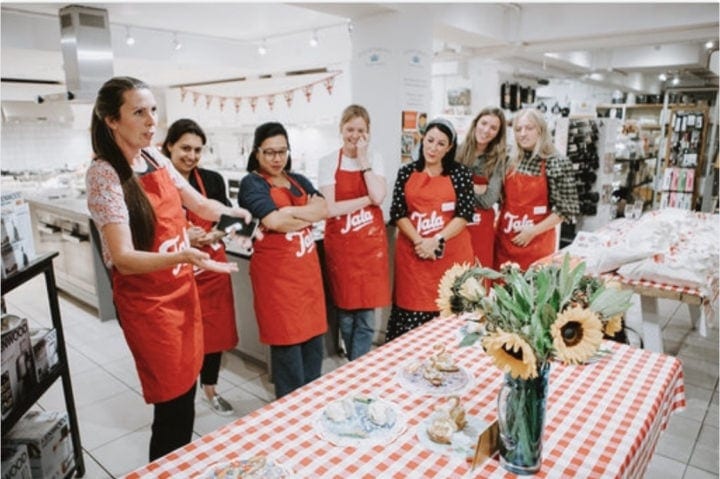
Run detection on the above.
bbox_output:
[86,77,254,461]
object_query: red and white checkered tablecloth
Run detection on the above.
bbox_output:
[125,316,685,479]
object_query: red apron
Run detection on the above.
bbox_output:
[394,171,474,311]
[467,174,496,268]
[185,168,238,353]
[323,150,391,309]
[494,160,556,271]
[249,173,327,345]
[112,153,203,404]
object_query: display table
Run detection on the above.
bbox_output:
[537,210,719,353]
[124,316,685,479]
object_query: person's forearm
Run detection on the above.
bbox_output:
[111,249,191,275]
[437,217,469,241]
[284,196,328,222]
[531,212,562,237]
[260,209,312,233]
[327,196,372,217]
[363,171,387,205]
[396,218,422,244]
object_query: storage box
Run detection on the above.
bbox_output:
[1,193,35,279]
[29,329,58,383]
[1,445,32,479]
[4,411,74,479]
[1,315,35,421]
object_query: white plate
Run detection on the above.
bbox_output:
[199,456,294,478]
[416,415,487,459]
[396,361,473,396]
[315,396,406,447]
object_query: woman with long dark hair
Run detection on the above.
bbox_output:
[238,122,328,398]
[86,77,253,460]
[386,118,475,341]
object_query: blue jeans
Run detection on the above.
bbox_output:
[337,308,375,361]
[270,334,324,399]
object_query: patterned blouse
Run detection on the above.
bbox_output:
[507,151,580,221]
[390,160,475,224]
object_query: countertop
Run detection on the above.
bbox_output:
[26,195,90,219]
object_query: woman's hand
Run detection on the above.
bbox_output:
[181,247,238,274]
[473,184,488,196]
[511,226,537,247]
[414,237,440,260]
[356,133,370,164]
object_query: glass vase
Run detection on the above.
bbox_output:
[497,362,550,475]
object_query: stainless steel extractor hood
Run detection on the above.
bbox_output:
[58,4,114,102]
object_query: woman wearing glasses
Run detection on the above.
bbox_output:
[162,118,238,417]
[238,122,328,398]
[318,105,390,361]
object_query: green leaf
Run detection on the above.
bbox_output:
[590,288,634,317]
[459,332,481,347]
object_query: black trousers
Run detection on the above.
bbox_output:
[149,382,196,461]
[200,351,222,386]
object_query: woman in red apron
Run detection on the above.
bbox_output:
[318,105,390,360]
[86,77,253,461]
[495,108,580,271]
[455,107,507,269]
[387,118,475,341]
[238,122,328,399]
[163,119,238,416]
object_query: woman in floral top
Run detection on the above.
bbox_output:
[495,108,580,270]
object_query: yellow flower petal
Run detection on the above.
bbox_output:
[482,330,538,379]
[551,306,604,365]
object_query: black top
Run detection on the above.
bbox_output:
[189,167,231,207]
[390,161,475,224]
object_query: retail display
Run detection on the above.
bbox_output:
[1,316,35,421]
[658,107,709,209]
[1,444,32,479]
[4,411,74,479]
[1,193,35,280]
[0,252,84,477]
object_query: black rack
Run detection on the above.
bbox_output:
[1,252,85,478]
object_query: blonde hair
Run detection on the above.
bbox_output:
[339,104,370,132]
[456,106,507,176]
[508,108,557,170]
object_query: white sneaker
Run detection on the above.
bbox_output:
[206,395,234,416]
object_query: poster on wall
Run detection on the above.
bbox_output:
[401,110,427,163]
[447,88,471,115]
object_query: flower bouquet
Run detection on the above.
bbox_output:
[436,256,633,474]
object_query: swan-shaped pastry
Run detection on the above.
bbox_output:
[367,401,391,426]
[423,364,444,386]
[448,396,467,431]
[427,416,456,444]
[326,399,353,422]
[431,344,460,372]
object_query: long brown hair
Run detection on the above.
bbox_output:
[91,76,156,251]
[456,107,507,176]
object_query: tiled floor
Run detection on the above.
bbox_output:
[2,275,718,478]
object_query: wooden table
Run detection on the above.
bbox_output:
[125,316,686,478]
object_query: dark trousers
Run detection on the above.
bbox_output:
[270,334,324,399]
[149,382,196,461]
[200,351,222,386]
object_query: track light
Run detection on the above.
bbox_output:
[258,39,267,56]
[125,26,135,46]
[658,73,667,82]
[309,31,319,47]
[347,21,354,34]
[705,40,715,50]
[671,75,680,86]
[173,33,182,51]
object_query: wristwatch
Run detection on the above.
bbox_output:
[361,167,372,174]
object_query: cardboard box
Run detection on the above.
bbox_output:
[29,329,58,383]
[1,193,35,279]
[1,445,32,479]
[4,411,74,479]
[1,315,35,421]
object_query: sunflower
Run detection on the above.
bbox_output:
[551,305,604,365]
[482,330,539,379]
[436,263,471,317]
[604,314,623,337]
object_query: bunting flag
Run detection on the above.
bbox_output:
[175,70,341,113]
[283,90,294,108]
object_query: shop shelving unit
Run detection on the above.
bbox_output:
[1,252,85,478]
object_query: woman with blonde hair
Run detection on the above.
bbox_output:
[456,107,507,268]
[495,108,580,271]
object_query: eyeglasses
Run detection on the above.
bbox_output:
[258,148,290,159]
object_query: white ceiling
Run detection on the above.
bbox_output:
[1,2,718,101]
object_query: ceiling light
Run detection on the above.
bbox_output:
[658,73,667,82]
[173,33,182,51]
[347,21,354,34]
[705,40,715,49]
[672,76,680,86]
[258,39,267,56]
[309,31,319,47]
[125,26,135,46]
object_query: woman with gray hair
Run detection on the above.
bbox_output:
[495,108,580,270]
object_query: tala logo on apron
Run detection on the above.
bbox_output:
[411,210,445,236]
[501,212,536,233]
[285,230,316,257]
[340,207,374,234]
[159,231,190,276]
